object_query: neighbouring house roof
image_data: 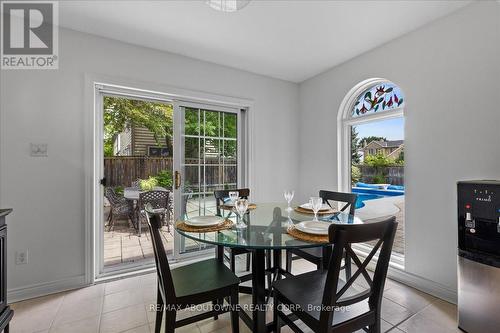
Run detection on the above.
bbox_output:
[364,140,404,149]
[387,145,404,159]
[380,140,404,147]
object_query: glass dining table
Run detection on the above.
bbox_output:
[175,202,364,333]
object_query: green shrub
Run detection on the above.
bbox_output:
[114,186,124,195]
[395,150,404,165]
[351,165,361,184]
[139,177,158,191]
[372,175,387,184]
[155,169,173,189]
[364,153,392,167]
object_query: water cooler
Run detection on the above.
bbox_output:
[457,180,500,333]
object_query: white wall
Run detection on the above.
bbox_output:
[298,1,500,296]
[0,28,299,295]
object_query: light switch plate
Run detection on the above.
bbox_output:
[30,143,48,157]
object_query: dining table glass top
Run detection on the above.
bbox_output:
[175,202,364,250]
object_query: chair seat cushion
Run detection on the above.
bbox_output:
[273,270,369,325]
[172,258,240,299]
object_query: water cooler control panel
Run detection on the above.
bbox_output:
[458,180,500,256]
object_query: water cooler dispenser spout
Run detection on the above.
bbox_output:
[465,212,475,230]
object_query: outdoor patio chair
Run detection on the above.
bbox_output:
[131,178,141,188]
[104,187,133,231]
[285,190,358,274]
[273,216,397,333]
[145,204,240,333]
[138,190,171,234]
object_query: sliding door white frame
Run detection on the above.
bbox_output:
[172,101,247,261]
[84,74,254,283]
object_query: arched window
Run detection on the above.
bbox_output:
[338,78,405,261]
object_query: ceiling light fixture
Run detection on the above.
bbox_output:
[206,0,251,13]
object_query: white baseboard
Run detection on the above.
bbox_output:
[352,246,457,304]
[387,267,458,304]
[8,275,88,303]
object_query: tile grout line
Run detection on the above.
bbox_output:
[47,293,67,332]
[387,301,434,332]
[97,292,105,333]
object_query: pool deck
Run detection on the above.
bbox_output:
[357,195,405,255]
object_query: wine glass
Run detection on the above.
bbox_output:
[229,191,239,205]
[234,198,249,229]
[310,196,323,221]
[286,209,294,230]
[283,190,295,212]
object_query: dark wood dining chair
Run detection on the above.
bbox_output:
[214,189,272,298]
[273,216,397,333]
[285,190,358,273]
[145,205,240,333]
[214,189,252,272]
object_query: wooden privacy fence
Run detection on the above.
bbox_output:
[104,156,238,188]
[104,156,173,187]
[355,165,404,185]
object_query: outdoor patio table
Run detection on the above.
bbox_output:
[123,186,168,235]
[174,202,364,333]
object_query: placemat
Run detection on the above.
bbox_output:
[294,206,337,215]
[287,226,329,243]
[175,219,233,233]
[220,203,257,211]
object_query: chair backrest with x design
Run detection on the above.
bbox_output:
[145,205,176,304]
[213,188,250,216]
[319,190,357,215]
[319,216,397,330]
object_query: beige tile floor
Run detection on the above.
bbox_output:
[9,258,460,333]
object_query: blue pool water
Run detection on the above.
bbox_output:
[353,183,405,209]
[354,194,384,209]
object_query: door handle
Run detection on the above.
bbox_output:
[175,171,181,189]
[100,177,107,186]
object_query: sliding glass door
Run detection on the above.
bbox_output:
[94,84,247,278]
[173,102,243,257]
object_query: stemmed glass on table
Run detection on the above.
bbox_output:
[310,196,323,221]
[284,190,295,212]
[234,198,249,229]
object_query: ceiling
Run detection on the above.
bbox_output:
[59,0,471,82]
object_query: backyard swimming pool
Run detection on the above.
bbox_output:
[354,193,384,209]
[353,183,405,209]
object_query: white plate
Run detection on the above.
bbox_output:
[299,203,331,211]
[184,216,225,227]
[296,221,331,235]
